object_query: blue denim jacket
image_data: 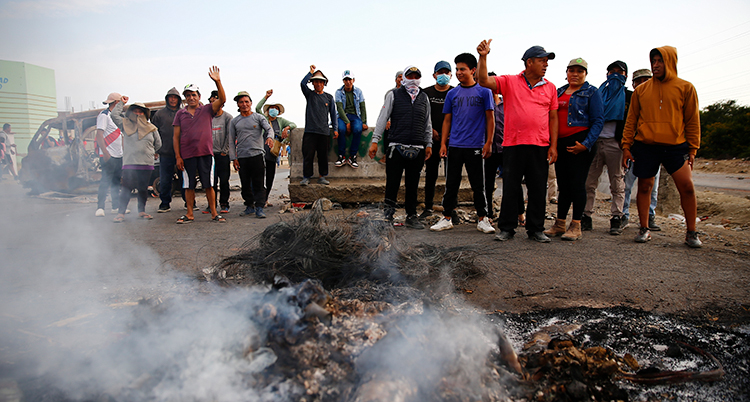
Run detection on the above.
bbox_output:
[557,81,604,150]
[334,86,365,118]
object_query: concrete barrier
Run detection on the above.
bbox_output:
[288,127,475,204]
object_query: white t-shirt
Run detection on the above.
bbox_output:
[96,109,123,157]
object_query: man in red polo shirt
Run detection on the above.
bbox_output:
[173,66,227,224]
[477,40,558,243]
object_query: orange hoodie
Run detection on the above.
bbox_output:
[621,46,701,155]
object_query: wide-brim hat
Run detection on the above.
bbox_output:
[263,103,285,116]
[309,70,329,85]
[127,102,150,119]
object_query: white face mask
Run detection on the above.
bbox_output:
[402,77,421,88]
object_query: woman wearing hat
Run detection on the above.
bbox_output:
[114,103,162,222]
[256,89,297,206]
[544,58,604,240]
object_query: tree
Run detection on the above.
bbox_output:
[699,100,750,159]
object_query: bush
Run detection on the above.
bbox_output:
[699,100,750,159]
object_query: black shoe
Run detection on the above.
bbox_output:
[349,155,359,168]
[495,230,515,241]
[157,205,171,213]
[419,209,433,220]
[609,216,623,235]
[451,210,460,225]
[404,214,425,229]
[581,215,592,231]
[335,155,345,167]
[620,216,629,229]
[648,215,662,231]
[528,232,551,243]
[239,206,254,216]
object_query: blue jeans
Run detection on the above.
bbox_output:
[158,155,184,208]
[336,114,363,157]
[623,164,659,219]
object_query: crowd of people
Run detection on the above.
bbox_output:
[88,39,702,248]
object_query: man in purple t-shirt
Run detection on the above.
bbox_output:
[173,66,227,224]
[430,53,495,234]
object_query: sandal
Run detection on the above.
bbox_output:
[176,215,194,224]
[139,213,153,220]
[212,214,227,223]
[113,216,124,223]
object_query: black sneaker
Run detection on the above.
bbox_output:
[648,215,662,231]
[404,214,424,229]
[620,216,629,229]
[335,155,345,167]
[495,230,514,241]
[528,232,551,243]
[581,215,592,231]
[419,209,433,220]
[451,210,460,225]
[157,205,171,213]
[349,155,359,168]
[609,216,623,235]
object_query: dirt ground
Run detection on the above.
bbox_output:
[1,159,749,400]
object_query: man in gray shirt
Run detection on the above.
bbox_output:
[228,91,273,218]
[208,90,233,214]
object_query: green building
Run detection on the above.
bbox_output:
[0,60,58,155]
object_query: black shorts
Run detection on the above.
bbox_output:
[181,155,214,190]
[630,141,689,178]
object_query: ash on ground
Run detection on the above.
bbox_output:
[8,205,749,402]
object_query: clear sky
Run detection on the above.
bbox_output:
[2,0,749,126]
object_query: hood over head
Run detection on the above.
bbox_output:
[650,46,678,82]
[164,87,182,110]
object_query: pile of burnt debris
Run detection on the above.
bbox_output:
[201,204,748,401]
[10,205,748,401]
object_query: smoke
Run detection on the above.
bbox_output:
[0,186,512,401]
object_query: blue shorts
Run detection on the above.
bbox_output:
[630,141,689,178]
[182,155,214,190]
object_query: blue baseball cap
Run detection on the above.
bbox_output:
[434,61,451,73]
[522,46,556,61]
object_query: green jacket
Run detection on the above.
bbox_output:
[255,96,297,140]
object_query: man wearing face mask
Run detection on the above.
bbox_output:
[582,61,630,235]
[420,61,454,220]
[335,70,368,168]
[369,66,432,228]
[256,89,297,207]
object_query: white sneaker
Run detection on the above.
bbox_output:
[95,208,105,217]
[477,217,496,233]
[430,217,454,231]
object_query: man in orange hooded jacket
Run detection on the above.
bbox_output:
[621,46,701,248]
